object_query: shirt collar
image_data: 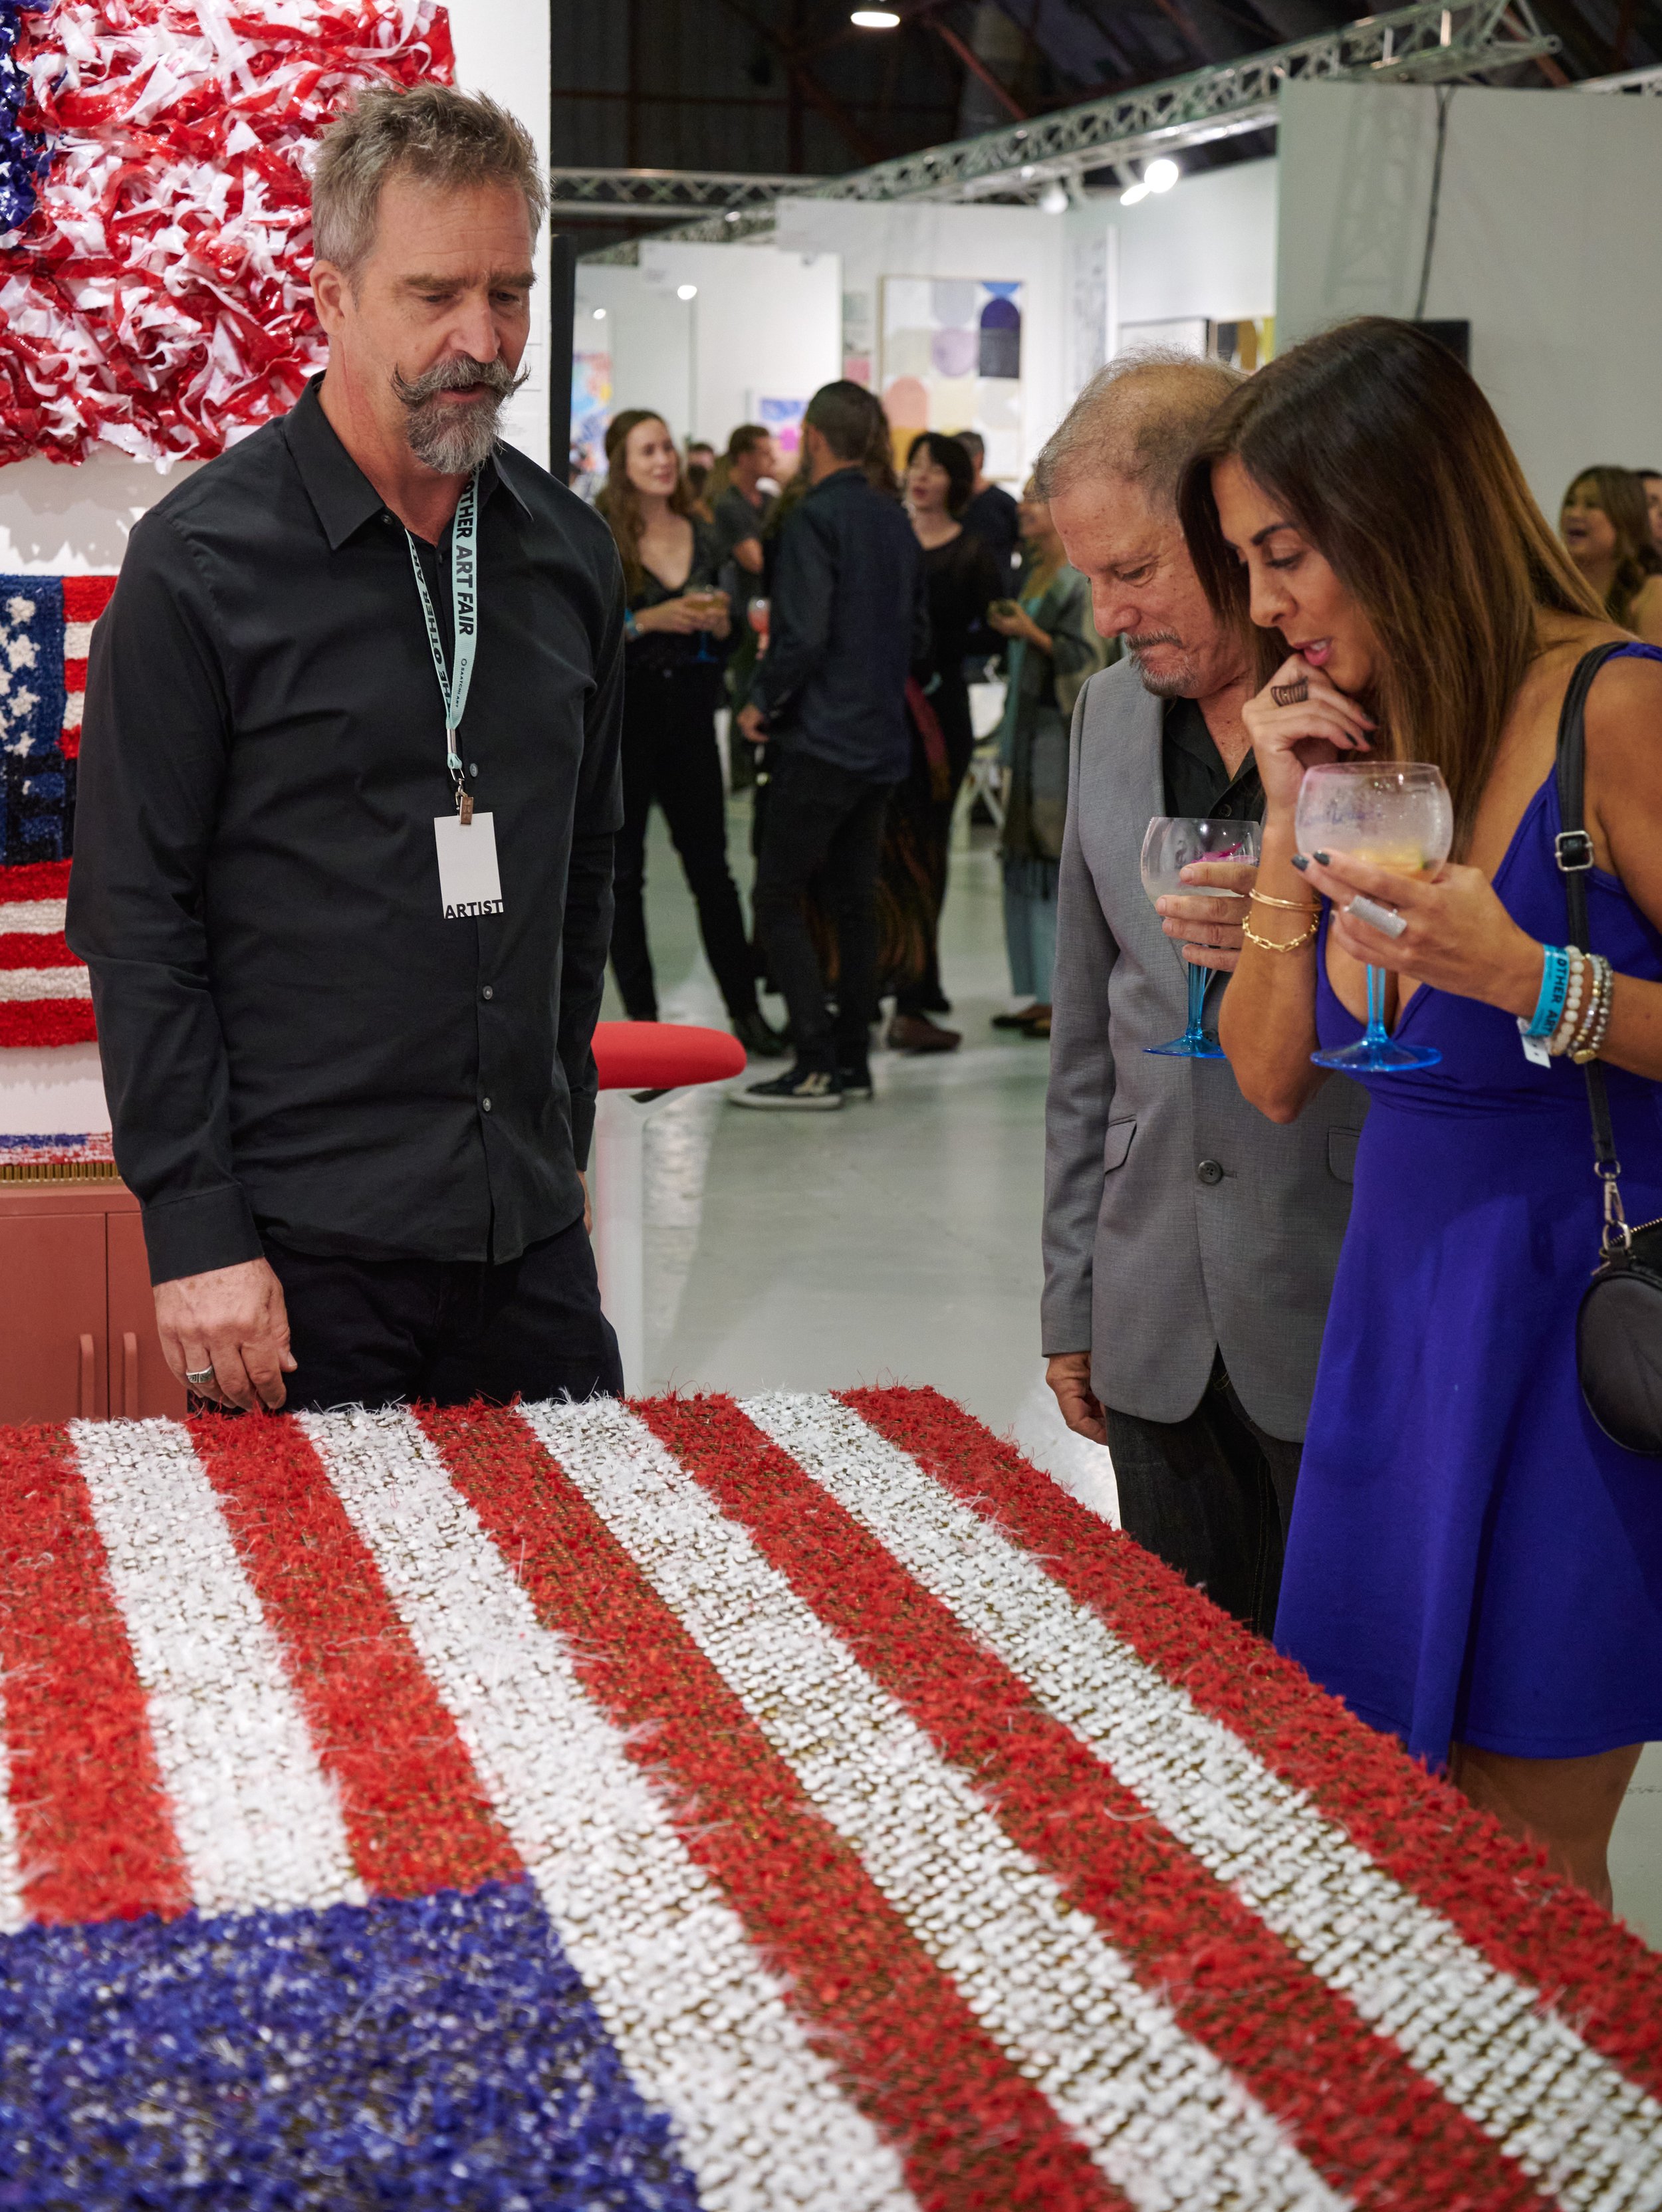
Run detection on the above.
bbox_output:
[283,375,529,551]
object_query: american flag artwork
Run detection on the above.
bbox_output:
[0,570,110,1046]
[0,1387,1657,2208]
[0,1,454,470]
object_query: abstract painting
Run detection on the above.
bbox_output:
[880,278,1024,483]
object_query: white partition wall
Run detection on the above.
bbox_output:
[1276,80,1662,512]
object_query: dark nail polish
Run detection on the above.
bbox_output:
[1289,853,1310,872]
[1312,850,1330,865]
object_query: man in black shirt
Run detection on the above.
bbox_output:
[734,382,927,1108]
[955,431,1021,586]
[67,85,624,1413]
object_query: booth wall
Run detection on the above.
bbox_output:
[0,0,552,573]
[1071,157,1277,346]
[1276,80,1662,511]
[774,197,1067,483]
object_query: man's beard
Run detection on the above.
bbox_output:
[1126,629,1203,700]
[392,352,527,474]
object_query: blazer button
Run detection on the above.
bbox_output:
[1196,1159,1223,1185]
[481,1097,493,1113]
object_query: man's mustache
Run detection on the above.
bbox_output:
[1126,630,1183,653]
[392,354,527,409]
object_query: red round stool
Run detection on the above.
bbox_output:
[590,1022,748,1389]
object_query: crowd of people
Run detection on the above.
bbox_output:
[68,83,1659,1925]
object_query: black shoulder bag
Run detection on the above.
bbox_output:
[1556,643,1662,1456]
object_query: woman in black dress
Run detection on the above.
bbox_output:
[597,410,781,1055]
[881,431,1003,1052]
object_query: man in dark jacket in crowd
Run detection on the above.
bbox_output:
[735,381,927,1109]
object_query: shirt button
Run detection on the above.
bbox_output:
[481,985,494,1001]
[1197,1159,1223,1185]
[481,1097,493,1113]
[468,762,479,777]
[1216,802,1232,816]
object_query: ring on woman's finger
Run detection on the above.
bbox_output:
[1347,893,1408,939]
[1271,677,1309,706]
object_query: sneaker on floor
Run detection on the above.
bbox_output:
[732,1008,790,1057]
[886,1012,961,1054]
[729,1063,844,1110]
[838,1059,874,1099]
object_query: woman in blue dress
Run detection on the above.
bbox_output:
[1176,318,1662,1908]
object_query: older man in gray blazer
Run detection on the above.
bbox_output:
[1038,356,1365,1637]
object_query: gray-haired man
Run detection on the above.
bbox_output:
[69,85,624,1412]
[1038,358,1365,1637]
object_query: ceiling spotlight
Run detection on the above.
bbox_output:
[1145,156,1180,193]
[1038,180,1070,215]
[723,208,741,223]
[676,283,698,301]
[1119,179,1151,206]
[591,306,606,320]
[850,7,900,23]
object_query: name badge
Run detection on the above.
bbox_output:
[433,811,504,919]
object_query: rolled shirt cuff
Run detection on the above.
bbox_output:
[140,1182,264,1287]
[568,1091,596,1176]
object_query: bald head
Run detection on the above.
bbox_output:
[1034,351,1241,512]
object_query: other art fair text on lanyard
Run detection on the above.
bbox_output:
[408,471,504,919]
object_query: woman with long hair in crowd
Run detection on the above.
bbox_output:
[597,409,781,1055]
[1179,317,1662,1902]
[1559,463,1662,643]
[879,430,1004,1053]
[988,481,1112,1040]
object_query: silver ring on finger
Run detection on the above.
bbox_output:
[1347,893,1408,939]
[185,1365,217,1389]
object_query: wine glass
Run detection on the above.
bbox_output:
[1140,816,1262,1058]
[1295,761,1453,1074]
[687,586,725,663]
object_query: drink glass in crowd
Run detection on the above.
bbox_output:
[1139,816,1262,1059]
[1294,760,1454,1074]
[686,586,725,664]
[749,595,770,653]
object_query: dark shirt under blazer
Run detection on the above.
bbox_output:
[68,380,625,1285]
[1042,657,1367,1440]
[751,466,929,783]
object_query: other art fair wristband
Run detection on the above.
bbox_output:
[1518,942,1571,1067]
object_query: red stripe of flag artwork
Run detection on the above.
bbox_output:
[0,571,110,1046]
[0,1387,1657,2209]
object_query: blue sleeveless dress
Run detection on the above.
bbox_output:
[1275,645,1662,1766]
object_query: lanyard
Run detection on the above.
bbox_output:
[406,469,479,817]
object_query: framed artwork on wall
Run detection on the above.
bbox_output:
[880,278,1024,483]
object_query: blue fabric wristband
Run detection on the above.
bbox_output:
[1525,944,1571,1039]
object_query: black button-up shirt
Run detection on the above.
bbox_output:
[1161,695,1264,824]
[68,379,624,1284]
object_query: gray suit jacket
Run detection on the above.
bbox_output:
[1041,656,1367,1441]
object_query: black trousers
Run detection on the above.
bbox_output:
[610,667,758,1024]
[264,1215,622,1412]
[752,747,892,1068]
[1106,1353,1302,1640]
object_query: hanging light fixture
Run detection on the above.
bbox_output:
[850,8,900,24]
[1145,157,1181,193]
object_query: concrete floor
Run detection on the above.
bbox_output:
[606,796,1662,1950]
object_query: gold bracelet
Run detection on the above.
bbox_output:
[1242,916,1319,952]
[1248,889,1322,913]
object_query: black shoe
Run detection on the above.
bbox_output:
[991,1006,1036,1030]
[838,1059,874,1099]
[729,1062,844,1111]
[732,1008,790,1058]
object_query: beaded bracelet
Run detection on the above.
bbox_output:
[1548,946,1587,1057]
[1570,955,1615,1064]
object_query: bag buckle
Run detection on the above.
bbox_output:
[1600,1164,1633,1257]
[1556,828,1594,873]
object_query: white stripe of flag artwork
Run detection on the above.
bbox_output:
[0,1387,1658,2208]
[0,570,110,1047]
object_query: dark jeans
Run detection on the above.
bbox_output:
[611,667,758,1023]
[753,746,892,1069]
[1106,1353,1302,1639]
[264,1214,622,1412]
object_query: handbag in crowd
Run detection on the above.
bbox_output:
[1556,643,1662,1457]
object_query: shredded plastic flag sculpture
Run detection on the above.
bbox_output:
[0,0,453,468]
[0,1387,1657,2207]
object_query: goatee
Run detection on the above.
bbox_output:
[392,352,527,475]
[1126,630,1202,700]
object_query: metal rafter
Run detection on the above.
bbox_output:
[580,0,1558,262]
[547,167,828,220]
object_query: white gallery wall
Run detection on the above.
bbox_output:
[1276,80,1662,513]
[0,0,551,572]
[1066,156,1277,361]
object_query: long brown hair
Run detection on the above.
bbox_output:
[1177,317,1602,847]
[1562,463,1661,630]
[596,409,692,593]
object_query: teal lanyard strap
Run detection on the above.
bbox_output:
[406,470,479,810]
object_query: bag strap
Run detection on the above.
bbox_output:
[1554,643,1632,1254]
